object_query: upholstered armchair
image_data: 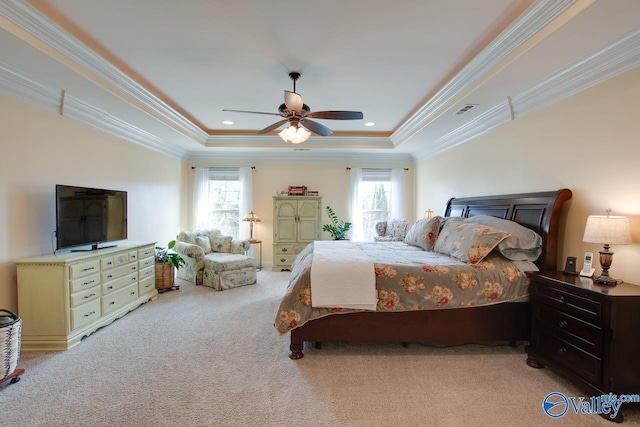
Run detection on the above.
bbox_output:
[374,218,409,242]
[174,229,256,290]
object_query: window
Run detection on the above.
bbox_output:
[350,168,405,241]
[193,167,253,239]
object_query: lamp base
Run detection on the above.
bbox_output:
[594,275,619,286]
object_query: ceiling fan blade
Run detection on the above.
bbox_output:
[223,109,282,117]
[306,110,364,120]
[300,119,333,136]
[284,91,303,113]
[257,119,289,134]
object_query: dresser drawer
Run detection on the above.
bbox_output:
[69,260,100,279]
[533,283,602,323]
[138,256,154,269]
[139,265,155,281]
[69,272,101,293]
[102,262,138,282]
[139,275,155,295]
[138,246,155,259]
[102,283,139,315]
[70,287,100,308]
[535,303,602,356]
[101,256,116,270]
[71,299,101,331]
[537,323,602,386]
[103,272,138,294]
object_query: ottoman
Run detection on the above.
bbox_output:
[202,253,257,291]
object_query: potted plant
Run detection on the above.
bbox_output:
[154,240,185,292]
[322,206,352,240]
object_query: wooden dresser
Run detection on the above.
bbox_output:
[272,196,321,271]
[16,242,157,351]
[526,271,640,421]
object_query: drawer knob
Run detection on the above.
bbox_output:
[559,320,568,329]
[282,248,288,252]
[83,311,95,317]
[110,301,115,305]
[280,258,286,262]
[558,347,567,354]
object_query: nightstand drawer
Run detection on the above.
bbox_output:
[534,283,602,323]
[537,324,602,386]
[535,303,602,356]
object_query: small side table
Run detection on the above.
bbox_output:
[249,239,262,271]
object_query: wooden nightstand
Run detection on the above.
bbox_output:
[525,271,640,422]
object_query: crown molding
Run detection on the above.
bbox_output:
[185,150,415,165]
[512,27,640,118]
[392,0,579,146]
[0,62,61,112]
[63,94,188,158]
[0,0,208,143]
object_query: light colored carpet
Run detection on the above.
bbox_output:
[1,270,638,426]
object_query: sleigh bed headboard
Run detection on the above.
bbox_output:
[444,189,572,271]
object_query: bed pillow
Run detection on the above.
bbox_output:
[404,216,442,251]
[434,220,510,264]
[464,215,542,261]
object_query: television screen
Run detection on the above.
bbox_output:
[56,185,128,251]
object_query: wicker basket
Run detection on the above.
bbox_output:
[0,309,21,381]
[155,262,175,290]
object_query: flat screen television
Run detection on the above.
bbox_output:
[55,185,128,251]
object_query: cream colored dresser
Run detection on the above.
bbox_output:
[15,242,157,351]
[272,196,322,271]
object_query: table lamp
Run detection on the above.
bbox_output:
[242,211,261,241]
[424,209,434,219]
[582,209,631,285]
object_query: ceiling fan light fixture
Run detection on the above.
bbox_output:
[279,123,311,144]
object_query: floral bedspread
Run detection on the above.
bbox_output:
[275,241,530,335]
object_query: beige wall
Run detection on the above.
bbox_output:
[415,66,640,285]
[185,163,415,266]
[0,93,186,311]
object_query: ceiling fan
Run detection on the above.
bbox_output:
[223,72,363,143]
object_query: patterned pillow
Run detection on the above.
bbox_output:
[210,235,233,253]
[434,220,510,264]
[195,236,212,254]
[404,216,442,251]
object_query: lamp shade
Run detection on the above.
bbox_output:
[583,215,631,245]
[242,211,261,222]
[278,124,311,144]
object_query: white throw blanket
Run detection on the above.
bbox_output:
[310,240,377,311]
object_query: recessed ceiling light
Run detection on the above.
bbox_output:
[364,122,375,127]
[222,120,234,125]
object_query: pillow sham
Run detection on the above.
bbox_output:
[404,216,442,251]
[463,215,542,261]
[434,220,510,264]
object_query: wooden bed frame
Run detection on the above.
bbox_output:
[288,189,573,359]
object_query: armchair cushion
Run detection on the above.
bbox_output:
[195,236,212,254]
[210,234,233,252]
